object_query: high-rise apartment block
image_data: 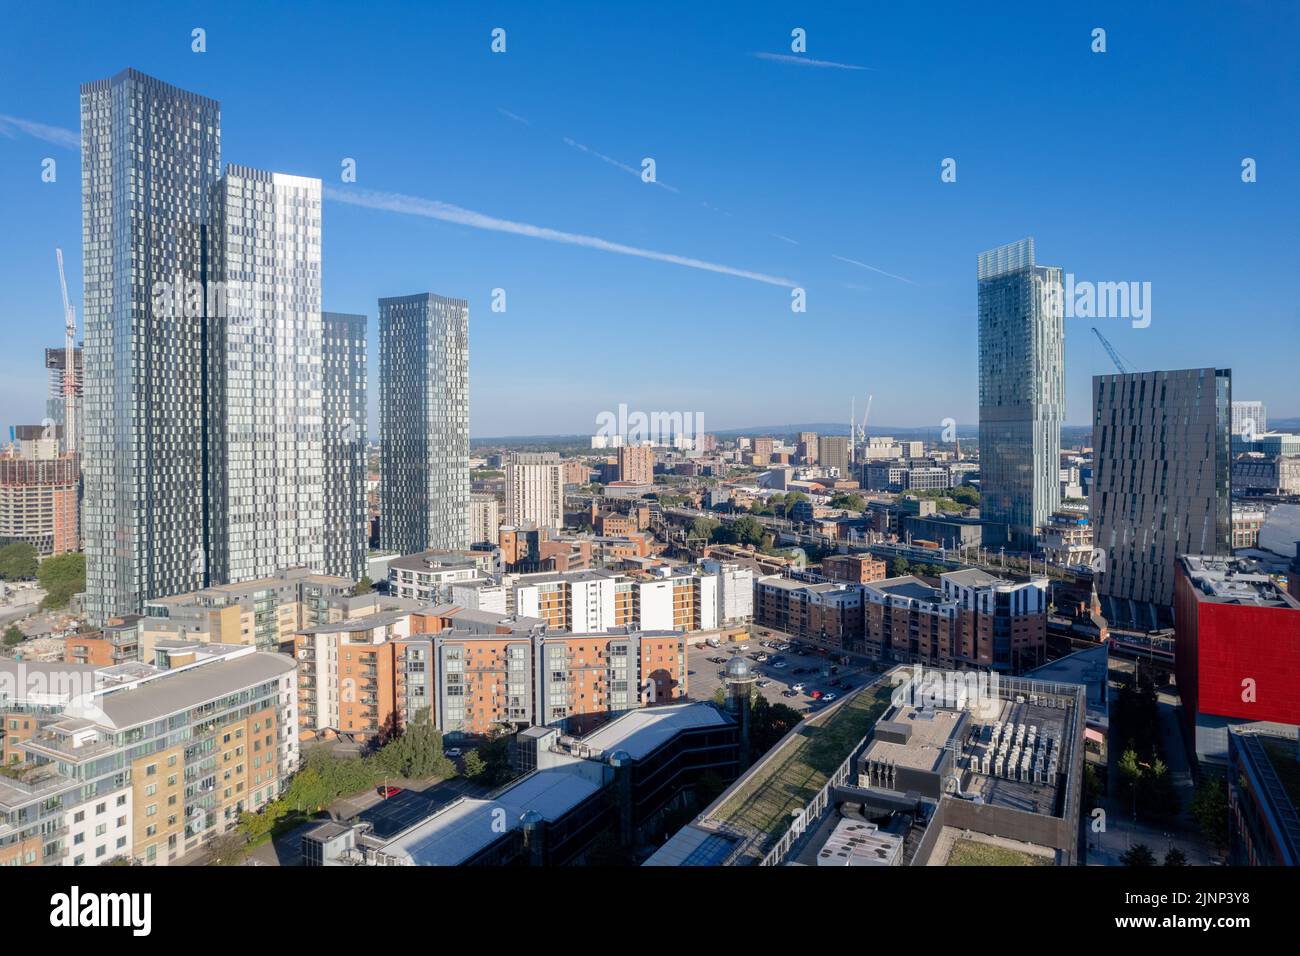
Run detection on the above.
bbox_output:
[1231,400,1267,437]
[379,293,470,555]
[81,69,221,624]
[505,452,564,531]
[797,431,818,464]
[618,445,654,484]
[1092,368,1232,628]
[468,493,500,547]
[977,238,1064,550]
[207,166,324,584]
[322,312,368,581]
[819,435,850,476]
[43,347,83,454]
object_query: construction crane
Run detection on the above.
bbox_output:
[55,248,76,454]
[849,394,873,466]
[1091,326,1130,375]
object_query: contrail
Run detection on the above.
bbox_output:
[0,114,78,149]
[324,185,797,288]
[562,137,679,193]
[751,52,875,72]
[496,108,532,126]
[832,254,915,284]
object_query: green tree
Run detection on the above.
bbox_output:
[37,552,85,609]
[462,749,487,780]
[477,730,515,787]
[1189,776,1230,851]
[0,542,38,581]
[689,517,720,542]
[949,486,980,507]
[829,493,866,512]
[3,625,23,647]
[353,575,374,596]
[1163,847,1188,866]
[890,557,910,577]
[376,707,452,779]
[1120,843,1156,867]
[207,829,250,866]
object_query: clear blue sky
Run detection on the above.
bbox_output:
[1,0,1296,437]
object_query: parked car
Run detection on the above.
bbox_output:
[377,785,402,798]
[756,679,771,688]
[782,689,798,698]
[823,693,838,702]
[444,748,462,759]
[791,683,806,692]
[772,661,787,669]
[809,690,823,700]
[736,644,750,651]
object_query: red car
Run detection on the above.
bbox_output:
[377,785,402,798]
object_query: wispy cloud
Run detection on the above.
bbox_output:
[324,185,796,288]
[561,137,679,193]
[751,52,875,72]
[496,108,532,126]
[0,114,78,150]
[832,254,914,284]
[771,233,800,245]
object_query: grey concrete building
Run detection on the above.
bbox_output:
[323,312,368,581]
[977,238,1064,551]
[1091,368,1232,628]
[379,293,469,554]
[81,69,222,624]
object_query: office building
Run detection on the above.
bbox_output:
[322,312,369,581]
[505,452,564,531]
[81,69,221,624]
[821,554,887,585]
[379,293,470,555]
[977,238,1064,550]
[207,165,324,585]
[1092,369,1232,628]
[797,431,818,464]
[1174,555,1300,767]
[1227,729,1300,866]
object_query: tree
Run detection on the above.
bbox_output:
[478,730,515,787]
[890,557,909,577]
[717,516,766,549]
[38,552,85,609]
[689,517,720,543]
[207,829,250,866]
[353,575,374,596]
[462,749,487,780]
[376,708,452,779]
[1120,843,1156,867]
[1163,847,1188,866]
[3,625,23,647]
[1190,776,1230,852]
[949,486,980,507]
[829,493,865,512]
[0,542,38,581]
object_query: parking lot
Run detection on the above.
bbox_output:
[685,630,876,713]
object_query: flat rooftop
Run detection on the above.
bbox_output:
[864,576,944,603]
[1181,555,1299,609]
[860,707,965,772]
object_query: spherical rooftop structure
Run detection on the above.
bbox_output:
[724,655,754,681]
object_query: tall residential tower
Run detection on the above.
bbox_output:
[81,69,221,624]
[379,293,469,555]
[977,238,1064,550]
[322,312,369,581]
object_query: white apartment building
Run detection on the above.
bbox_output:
[505,452,564,531]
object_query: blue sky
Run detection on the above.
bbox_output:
[1,0,1296,437]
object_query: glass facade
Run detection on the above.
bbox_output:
[81,69,222,624]
[977,238,1064,550]
[379,293,469,554]
[322,312,368,581]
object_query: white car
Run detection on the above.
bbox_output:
[736,644,749,651]
[772,662,787,669]
[822,693,838,702]
[791,683,806,692]
[444,748,463,758]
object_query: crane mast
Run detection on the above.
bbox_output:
[55,248,76,454]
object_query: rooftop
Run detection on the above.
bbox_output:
[568,701,730,762]
[1181,555,1299,609]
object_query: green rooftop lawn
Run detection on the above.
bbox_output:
[713,681,893,849]
[947,839,1054,866]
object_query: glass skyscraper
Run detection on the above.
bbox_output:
[379,293,469,555]
[81,69,221,624]
[207,166,324,584]
[323,311,369,581]
[977,238,1064,550]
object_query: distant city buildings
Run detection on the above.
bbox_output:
[43,347,82,454]
[819,435,850,476]
[1092,368,1232,628]
[977,238,1063,550]
[379,293,470,554]
[617,445,654,485]
[1231,399,1268,436]
[468,492,500,547]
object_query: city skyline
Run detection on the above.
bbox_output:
[1,2,1296,437]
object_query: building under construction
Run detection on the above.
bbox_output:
[0,425,81,556]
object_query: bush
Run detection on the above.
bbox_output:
[38,552,85,609]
